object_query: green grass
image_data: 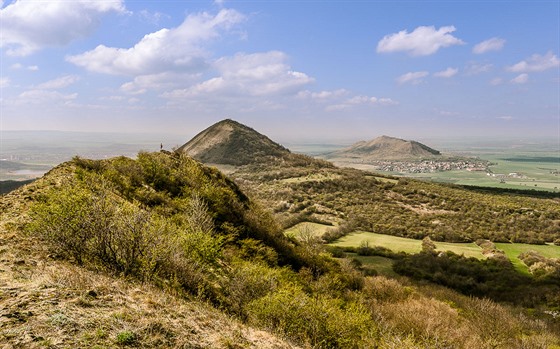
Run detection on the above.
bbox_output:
[331,231,485,259]
[345,253,397,277]
[330,231,423,254]
[495,242,560,274]
[330,231,560,273]
[284,222,333,238]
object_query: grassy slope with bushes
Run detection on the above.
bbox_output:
[235,164,560,244]
[1,152,559,348]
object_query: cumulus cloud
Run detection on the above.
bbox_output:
[507,52,560,73]
[434,67,458,78]
[473,37,505,54]
[377,25,464,56]
[163,51,314,98]
[0,0,125,56]
[397,71,429,85]
[35,75,80,89]
[67,9,245,76]
[510,73,529,84]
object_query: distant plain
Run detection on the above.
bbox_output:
[2,132,559,193]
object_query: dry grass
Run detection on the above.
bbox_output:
[0,182,299,349]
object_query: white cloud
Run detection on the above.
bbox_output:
[473,37,505,54]
[510,73,529,84]
[35,75,80,89]
[434,67,458,78]
[119,72,202,95]
[465,62,493,75]
[377,25,464,56]
[0,0,125,56]
[0,77,10,88]
[325,95,397,111]
[397,71,429,85]
[507,52,560,73]
[163,51,314,98]
[67,9,245,76]
[16,89,78,104]
[138,9,168,25]
[297,89,349,100]
[11,63,39,71]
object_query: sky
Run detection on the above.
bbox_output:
[1,0,559,142]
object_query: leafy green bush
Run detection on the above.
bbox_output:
[248,284,373,348]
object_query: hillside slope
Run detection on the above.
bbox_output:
[0,156,301,348]
[177,119,332,168]
[330,135,441,160]
[1,152,558,348]
[177,119,291,166]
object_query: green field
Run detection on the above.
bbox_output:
[495,242,560,273]
[330,231,560,274]
[406,151,560,192]
[344,253,397,277]
[331,231,485,258]
[284,222,334,238]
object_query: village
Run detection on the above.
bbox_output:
[366,159,489,173]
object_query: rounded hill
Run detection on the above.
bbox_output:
[177,119,291,166]
[331,135,441,160]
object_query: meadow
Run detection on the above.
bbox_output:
[496,242,560,273]
[284,222,560,278]
[330,231,485,259]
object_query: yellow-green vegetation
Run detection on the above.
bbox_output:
[2,152,560,348]
[284,222,333,238]
[496,242,560,273]
[279,172,341,184]
[236,163,560,245]
[332,231,424,254]
[331,231,485,259]
[345,254,397,277]
[365,175,399,184]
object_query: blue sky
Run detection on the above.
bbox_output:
[1,0,559,142]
